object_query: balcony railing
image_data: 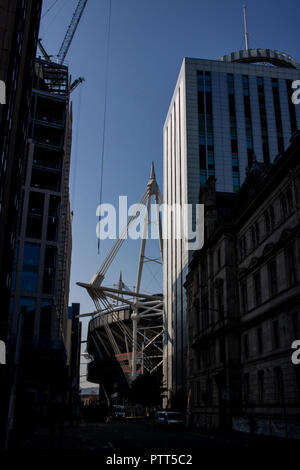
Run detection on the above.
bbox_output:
[27,210,43,218]
[33,115,64,127]
[33,136,64,148]
[33,159,62,172]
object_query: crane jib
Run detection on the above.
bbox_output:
[57,0,88,65]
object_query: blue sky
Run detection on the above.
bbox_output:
[39,0,300,386]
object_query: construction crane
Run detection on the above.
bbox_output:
[70,76,85,93]
[57,0,88,65]
[38,0,88,65]
[37,38,51,61]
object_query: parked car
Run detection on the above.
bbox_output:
[112,405,126,419]
[164,411,185,428]
[154,410,166,426]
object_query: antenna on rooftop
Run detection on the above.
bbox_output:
[243,5,249,50]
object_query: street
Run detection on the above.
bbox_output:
[17,418,299,457]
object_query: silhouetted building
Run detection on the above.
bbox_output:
[6,58,73,436]
[68,303,81,415]
[185,131,300,438]
[0,0,42,446]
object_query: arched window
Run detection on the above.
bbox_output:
[206,377,213,406]
[243,373,250,405]
[269,206,275,229]
[265,210,271,235]
[258,370,264,402]
[274,367,284,403]
[281,194,287,219]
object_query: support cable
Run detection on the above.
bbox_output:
[98,0,112,255]
[42,0,60,19]
[41,0,69,36]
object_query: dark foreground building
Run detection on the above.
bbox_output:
[9,55,72,419]
[185,131,300,438]
[1,57,76,449]
[0,0,42,447]
[68,303,82,417]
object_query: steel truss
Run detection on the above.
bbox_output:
[78,164,163,384]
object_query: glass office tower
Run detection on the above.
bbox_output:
[163,49,300,405]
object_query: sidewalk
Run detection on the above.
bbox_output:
[190,425,300,450]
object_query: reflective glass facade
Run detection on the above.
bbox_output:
[242,75,254,168]
[197,71,215,184]
[164,55,300,401]
[272,78,284,153]
[9,58,71,346]
[21,243,40,293]
[19,297,36,336]
[257,77,270,163]
[227,73,240,191]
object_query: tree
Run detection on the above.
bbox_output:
[128,371,164,406]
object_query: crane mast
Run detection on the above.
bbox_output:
[57,0,88,65]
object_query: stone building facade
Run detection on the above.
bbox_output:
[185,131,300,438]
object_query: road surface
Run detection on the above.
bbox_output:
[18,417,298,460]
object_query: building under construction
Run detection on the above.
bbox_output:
[0,0,43,448]
[3,0,88,448]
[7,56,73,420]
